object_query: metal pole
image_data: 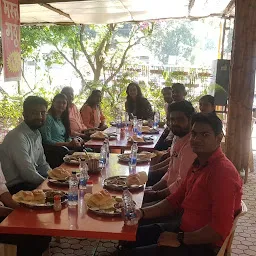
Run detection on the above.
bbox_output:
[221,18,227,59]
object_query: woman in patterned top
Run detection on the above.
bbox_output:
[125,82,154,120]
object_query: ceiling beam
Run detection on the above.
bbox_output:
[39,3,72,20]
[19,0,86,4]
[21,22,75,25]
[188,0,195,16]
[222,0,235,17]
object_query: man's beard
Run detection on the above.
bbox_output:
[172,127,189,137]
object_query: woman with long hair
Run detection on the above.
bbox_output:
[125,82,153,120]
[40,93,81,148]
[80,90,107,130]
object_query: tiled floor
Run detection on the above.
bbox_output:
[50,161,256,256]
[231,170,256,256]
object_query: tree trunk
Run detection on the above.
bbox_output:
[225,0,256,182]
[93,67,102,82]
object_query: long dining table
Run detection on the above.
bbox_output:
[85,126,164,152]
[0,154,149,241]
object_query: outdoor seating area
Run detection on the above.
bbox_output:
[1,0,256,256]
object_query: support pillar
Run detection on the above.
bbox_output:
[225,0,256,182]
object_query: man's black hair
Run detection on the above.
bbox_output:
[23,96,48,112]
[172,83,186,92]
[168,100,195,119]
[191,113,223,136]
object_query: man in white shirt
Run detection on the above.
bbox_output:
[0,96,51,194]
[0,165,51,256]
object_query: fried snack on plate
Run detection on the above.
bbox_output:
[32,189,46,204]
[13,190,34,202]
[129,135,144,143]
[84,189,116,210]
[126,171,148,186]
[90,131,107,139]
[48,167,71,180]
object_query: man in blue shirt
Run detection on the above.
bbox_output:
[0,96,51,194]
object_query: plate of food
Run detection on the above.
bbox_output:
[103,171,148,191]
[12,189,68,209]
[90,131,116,140]
[48,167,71,181]
[118,152,156,163]
[48,178,69,186]
[141,126,159,134]
[128,135,154,144]
[84,189,132,217]
[63,152,100,165]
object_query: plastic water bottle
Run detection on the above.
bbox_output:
[104,138,110,158]
[68,171,79,206]
[104,138,110,163]
[130,142,138,167]
[133,116,138,135]
[153,111,160,129]
[79,159,89,190]
[125,112,130,130]
[116,113,122,134]
[99,143,107,168]
[137,119,143,136]
[122,189,138,226]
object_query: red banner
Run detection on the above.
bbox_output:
[0,0,21,81]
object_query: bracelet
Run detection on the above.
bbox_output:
[140,208,145,218]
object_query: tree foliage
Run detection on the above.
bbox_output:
[20,23,154,88]
[146,20,197,64]
[0,23,155,126]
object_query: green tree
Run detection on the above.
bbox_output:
[18,23,154,122]
[20,23,153,88]
[146,20,197,64]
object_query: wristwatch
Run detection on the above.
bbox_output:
[177,231,184,244]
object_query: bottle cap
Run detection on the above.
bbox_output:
[87,180,93,185]
[54,195,61,201]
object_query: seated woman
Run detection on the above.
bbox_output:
[40,93,82,148]
[125,82,153,120]
[199,95,215,114]
[80,90,107,130]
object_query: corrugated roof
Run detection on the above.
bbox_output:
[19,0,235,25]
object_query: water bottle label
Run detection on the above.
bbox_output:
[80,178,88,187]
[100,158,106,164]
[68,193,73,201]
[130,157,137,165]
[73,194,78,201]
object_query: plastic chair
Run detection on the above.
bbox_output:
[0,243,16,256]
[217,200,247,256]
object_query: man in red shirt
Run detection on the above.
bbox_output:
[121,113,243,256]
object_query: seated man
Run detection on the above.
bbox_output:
[155,83,187,151]
[0,164,51,256]
[61,86,93,140]
[0,96,51,194]
[122,113,242,256]
[145,101,196,200]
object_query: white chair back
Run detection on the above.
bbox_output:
[217,200,247,256]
